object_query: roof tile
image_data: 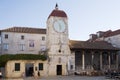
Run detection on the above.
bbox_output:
[69,40,119,50]
[1,27,46,34]
[48,9,67,19]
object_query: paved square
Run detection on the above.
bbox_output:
[39,76,113,80]
[4,76,113,80]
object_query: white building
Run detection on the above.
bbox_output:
[0,27,46,54]
[89,29,120,65]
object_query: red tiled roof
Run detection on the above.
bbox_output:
[48,9,67,19]
[104,29,120,37]
[96,29,120,38]
[1,27,46,34]
[69,40,119,51]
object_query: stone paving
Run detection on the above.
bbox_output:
[1,76,115,80]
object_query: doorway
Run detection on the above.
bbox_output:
[25,63,34,77]
[57,65,62,75]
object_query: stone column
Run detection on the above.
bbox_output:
[82,50,85,70]
[108,52,111,69]
[100,52,103,70]
[116,52,119,69]
[91,51,94,70]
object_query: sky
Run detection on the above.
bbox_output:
[0,0,120,40]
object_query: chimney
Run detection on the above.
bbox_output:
[96,31,104,38]
[89,34,97,40]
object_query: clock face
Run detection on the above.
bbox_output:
[53,20,66,32]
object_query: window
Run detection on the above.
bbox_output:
[40,45,46,51]
[39,63,43,70]
[21,35,24,40]
[19,44,25,51]
[42,36,45,41]
[70,65,73,70]
[29,40,34,47]
[3,43,9,51]
[5,34,8,39]
[15,63,20,71]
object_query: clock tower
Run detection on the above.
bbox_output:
[46,4,74,76]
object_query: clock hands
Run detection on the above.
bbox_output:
[58,23,62,32]
[54,20,65,33]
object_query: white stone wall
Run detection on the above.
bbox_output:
[46,17,69,52]
[104,35,120,48]
[47,54,75,76]
[46,16,74,76]
[1,32,46,54]
[5,60,48,78]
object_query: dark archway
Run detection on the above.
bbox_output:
[25,63,34,77]
[57,65,62,75]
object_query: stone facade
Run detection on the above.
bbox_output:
[0,31,46,54]
[104,35,120,48]
[46,7,75,76]
[1,5,119,78]
[5,60,48,78]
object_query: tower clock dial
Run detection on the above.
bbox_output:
[53,20,66,32]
